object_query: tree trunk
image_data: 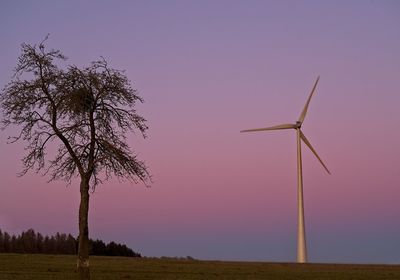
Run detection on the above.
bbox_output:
[77,177,90,280]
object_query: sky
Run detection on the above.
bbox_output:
[0,0,399,264]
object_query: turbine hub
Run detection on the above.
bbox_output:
[295,121,302,128]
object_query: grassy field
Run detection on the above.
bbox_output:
[0,254,399,280]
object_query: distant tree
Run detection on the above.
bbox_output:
[0,230,4,253]
[58,233,68,254]
[3,232,11,253]
[66,234,77,254]
[10,235,18,253]
[43,235,50,254]
[90,239,106,256]
[48,236,57,254]
[36,232,44,253]
[55,232,62,253]
[21,229,36,253]
[106,241,118,256]
[0,38,150,279]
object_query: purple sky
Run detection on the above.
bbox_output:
[1,1,400,263]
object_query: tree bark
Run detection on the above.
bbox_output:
[77,177,90,280]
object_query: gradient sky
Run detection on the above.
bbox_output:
[1,1,399,263]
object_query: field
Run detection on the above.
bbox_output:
[0,254,399,280]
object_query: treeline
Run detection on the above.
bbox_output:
[0,229,141,257]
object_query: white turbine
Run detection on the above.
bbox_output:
[240,76,330,263]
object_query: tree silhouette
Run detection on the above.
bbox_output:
[0,228,141,257]
[0,230,4,253]
[1,38,150,279]
[3,232,11,253]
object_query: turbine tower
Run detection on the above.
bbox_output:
[240,76,330,263]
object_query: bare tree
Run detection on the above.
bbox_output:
[1,38,150,280]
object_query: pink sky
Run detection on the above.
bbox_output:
[1,1,399,263]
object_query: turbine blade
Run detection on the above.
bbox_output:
[240,123,296,133]
[300,130,331,174]
[298,76,320,123]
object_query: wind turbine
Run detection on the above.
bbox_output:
[240,76,330,263]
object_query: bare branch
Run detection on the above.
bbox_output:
[1,39,150,189]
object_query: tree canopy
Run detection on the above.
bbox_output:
[1,38,150,189]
